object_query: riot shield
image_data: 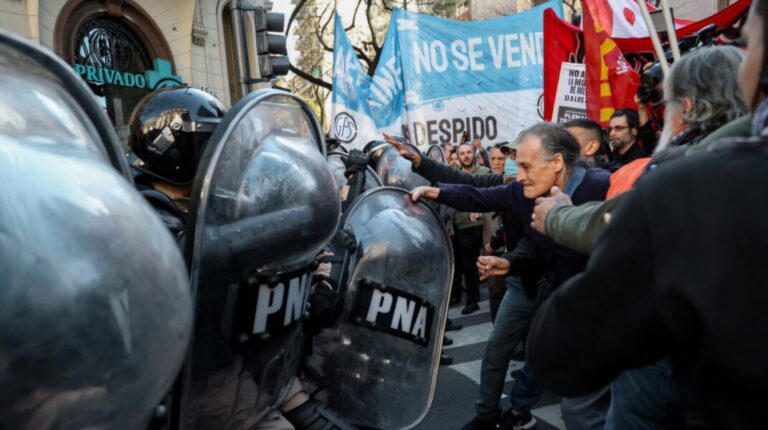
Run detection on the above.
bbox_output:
[307,187,453,429]
[375,143,431,190]
[327,151,383,194]
[0,30,192,429]
[425,145,446,163]
[0,28,130,179]
[181,89,341,428]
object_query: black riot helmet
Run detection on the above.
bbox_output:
[362,139,391,169]
[129,87,226,185]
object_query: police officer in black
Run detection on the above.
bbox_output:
[127,86,227,244]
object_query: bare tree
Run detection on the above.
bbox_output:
[563,0,580,16]
[287,0,434,122]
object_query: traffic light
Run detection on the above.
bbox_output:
[253,7,289,78]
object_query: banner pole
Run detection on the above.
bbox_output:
[636,0,670,76]
[659,0,682,61]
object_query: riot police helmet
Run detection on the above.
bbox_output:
[362,139,391,168]
[128,86,227,185]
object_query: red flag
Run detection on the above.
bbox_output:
[543,0,751,123]
[543,9,581,121]
[584,0,641,126]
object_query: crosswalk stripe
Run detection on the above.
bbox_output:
[444,322,494,350]
[448,299,491,320]
[448,358,525,385]
[531,404,566,430]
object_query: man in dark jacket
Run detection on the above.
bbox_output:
[527,2,768,427]
[453,143,491,314]
[607,109,648,166]
[407,123,611,430]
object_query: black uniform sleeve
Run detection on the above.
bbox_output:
[414,157,504,188]
[638,122,658,155]
[489,224,505,251]
[480,150,490,170]
[526,184,670,397]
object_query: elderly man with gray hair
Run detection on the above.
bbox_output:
[655,45,747,152]
[527,45,748,429]
[533,45,748,256]
[410,122,611,430]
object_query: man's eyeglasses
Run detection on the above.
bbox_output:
[605,125,629,134]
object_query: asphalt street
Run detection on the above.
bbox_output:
[415,298,565,430]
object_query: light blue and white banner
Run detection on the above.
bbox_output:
[332,1,563,149]
[330,13,378,149]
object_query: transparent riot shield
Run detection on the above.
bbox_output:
[375,143,431,191]
[307,187,453,429]
[0,28,192,429]
[0,28,130,179]
[181,89,340,428]
[425,145,446,163]
[327,151,383,194]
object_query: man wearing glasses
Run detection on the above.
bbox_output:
[606,109,648,166]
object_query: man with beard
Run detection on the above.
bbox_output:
[483,146,508,321]
[527,1,768,425]
[528,45,749,429]
[452,143,490,314]
[532,45,748,255]
[489,147,506,175]
[607,109,647,166]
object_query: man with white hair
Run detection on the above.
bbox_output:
[532,45,748,255]
[527,44,749,429]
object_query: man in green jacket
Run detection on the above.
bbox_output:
[452,143,490,315]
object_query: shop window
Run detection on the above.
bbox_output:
[55,0,179,143]
[75,15,153,141]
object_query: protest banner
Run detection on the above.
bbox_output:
[552,62,587,123]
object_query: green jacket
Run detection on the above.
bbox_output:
[452,165,490,231]
[545,114,753,254]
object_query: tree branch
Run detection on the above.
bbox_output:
[289,63,332,90]
[285,0,308,39]
[344,0,363,32]
[365,1,381,53]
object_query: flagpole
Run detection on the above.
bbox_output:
[636,0,670,76]
[659,0,682,61]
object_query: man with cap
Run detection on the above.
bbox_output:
[499,140,520,181]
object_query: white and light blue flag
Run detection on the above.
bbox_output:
[330,13,378,149]
[367,9,405,136]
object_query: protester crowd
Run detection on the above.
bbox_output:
[3,1,768,429]
[380,1,768,429]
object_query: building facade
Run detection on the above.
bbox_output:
[0,0,273,141]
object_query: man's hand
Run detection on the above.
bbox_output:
[477,256,511,281]
[484,243,494,255]
[469,212,482,223]
[410,186,440,202]
[531,186,572,235]
[634,94,649,126]
[384,133,422,167]
[314,251,334,278]
[472,139,484,152]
